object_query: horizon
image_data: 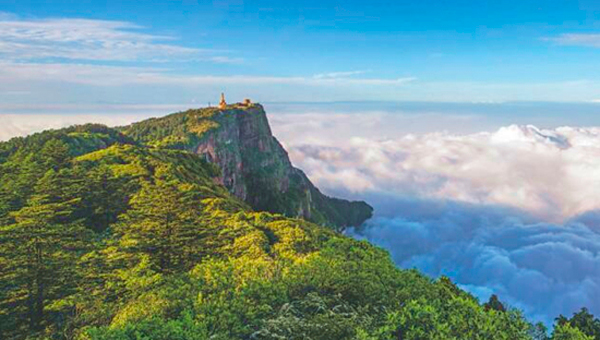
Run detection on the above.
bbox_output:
[4,99,600,143]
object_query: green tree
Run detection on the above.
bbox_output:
[571,309,600,339]
[552,323,594,340]
[555,308,600,340]
[78,165,130,232]
[253,292,370,340]
[38,139,71,171]
[116,180,207,273]
[0,169,90,338]
[484,294,507,313]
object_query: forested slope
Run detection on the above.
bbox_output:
[0,115,597,340]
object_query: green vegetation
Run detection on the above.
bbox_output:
[0,120,597,340]
[552,309,600,340]
[120,108,221,150]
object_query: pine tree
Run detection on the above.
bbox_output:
[0,169,90,337]
[77,165,129,232]
[38,139,71,171]
[552,323,594,340]
[116,179,206,273]
[484,294,506,312]
[556,308,600,340]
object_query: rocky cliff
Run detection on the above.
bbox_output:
[123,103,373,228]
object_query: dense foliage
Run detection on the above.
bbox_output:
[552,308,600,340]
[0,122,595,340]
[119,108,220,150]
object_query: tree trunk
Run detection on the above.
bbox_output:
[32,239,44,331]
[27,280,35,330]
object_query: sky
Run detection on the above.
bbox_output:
[4,0,600,108]
[2,0,600,328]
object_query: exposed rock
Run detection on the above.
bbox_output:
[123,103,373,228]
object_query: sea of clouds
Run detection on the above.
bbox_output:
[2,104,600,326]
[268,109,600,326]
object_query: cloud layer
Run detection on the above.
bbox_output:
[348,202,600,326]
[0,113,155,141]
[285,124,600,221]
[270,115,600,325]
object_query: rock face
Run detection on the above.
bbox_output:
[193,104,373,228]
[124,103,373,228]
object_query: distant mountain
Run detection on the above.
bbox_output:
[122,103,373,228]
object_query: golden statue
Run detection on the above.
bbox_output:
[219,93,227,109]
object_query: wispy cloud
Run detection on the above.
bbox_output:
[1,59,597,102]
[0,12,18,21]
[207,56,245,64]
[313,70,370,79]
[547,33,600,48]
[0,15,233,63]
[0,91,30,96]
[0,11,409,87]
[0,62,415,87]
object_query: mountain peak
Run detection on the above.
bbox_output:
[123,103,373,228]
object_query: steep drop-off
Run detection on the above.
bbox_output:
[123,103,373,227]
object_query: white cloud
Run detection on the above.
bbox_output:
[313,70,370,79]
[207,56,245,64]
[0,61,415,87]
[0,15,230,62]
[549,33,600,48]
[284,123,600,221]
[269,113,600,324]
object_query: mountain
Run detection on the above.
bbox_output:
[121,102,373,228]
[0,109,540,340]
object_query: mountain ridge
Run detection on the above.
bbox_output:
[121,102,373,228]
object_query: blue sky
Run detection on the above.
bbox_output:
[3,0,600,107]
